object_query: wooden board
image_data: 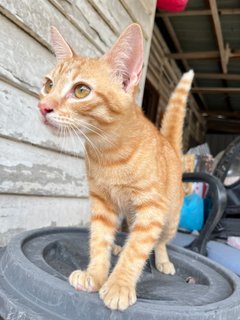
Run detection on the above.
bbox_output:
[48,0,116,52]
[120,0,153,38]
[0,195,90,245]
[0,15,54,95]
[0,137,89,197]
[0,80,84,156]
[0,0,99,56]
[87,0,132,35]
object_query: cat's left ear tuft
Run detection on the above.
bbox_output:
[103,23,144,92]
[50,26,73,61]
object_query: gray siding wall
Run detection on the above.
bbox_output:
[0,0,156,245]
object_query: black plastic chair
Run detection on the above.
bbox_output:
[213,136,240,238]
[172,172,240,275]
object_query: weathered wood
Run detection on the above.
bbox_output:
[167,51,240,60]
[156,9,239,60]
[0,195,90,245]
[161,16,208,111]
[204,111,240,118]
[219,9,240,15]
[136,2,156,104]
[0,15,54,95]
[0,0,99,56]
[74,0,118,48]
[167,51,220,60]
[0,80,84,156]
[140,0,156,15]
[48,0,116,52]
[0,137,89,197]
[152,24,204,120]
[87,0,132,35]
[156,10,211,17]
[209,0,227,73]
[192,87,240,93]
[196,73,240,80]
[119,0,153,38]
[146,23,206,144]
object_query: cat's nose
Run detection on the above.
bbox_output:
[38,103,54,116]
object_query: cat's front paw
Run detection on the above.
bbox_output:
[99,279,136,310]
[155,261,176,275]
[69,270,102,292]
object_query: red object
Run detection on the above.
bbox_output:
[157,0,188,12]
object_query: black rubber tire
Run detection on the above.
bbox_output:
[0,227,240,320]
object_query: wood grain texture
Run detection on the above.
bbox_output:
[0,15,54,95]
[0,0,99,56]
[87,0,132,35]
[119,0,153,38]
[0,195,90,245]
[0,80,84,156]
[0,137,88,197]
[49,0,116,52]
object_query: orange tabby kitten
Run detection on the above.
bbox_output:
[38,24,194,310]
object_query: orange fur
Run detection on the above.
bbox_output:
[39,24,194,311]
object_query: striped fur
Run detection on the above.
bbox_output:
[39,24,194,311]
[161,70,194,157]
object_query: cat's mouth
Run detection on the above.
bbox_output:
[40,113,87,137]
[41,115,59,130]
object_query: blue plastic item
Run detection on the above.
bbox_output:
[179,193,204,231]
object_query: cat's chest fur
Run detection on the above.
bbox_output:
[87,163,135,214]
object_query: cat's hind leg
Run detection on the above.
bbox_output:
[154,207,181,275]
[154,241,176,275]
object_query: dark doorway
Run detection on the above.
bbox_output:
[142,79,160,125]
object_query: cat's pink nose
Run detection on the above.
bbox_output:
[38,103,54,116]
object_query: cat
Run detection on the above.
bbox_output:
[38,23,194,311]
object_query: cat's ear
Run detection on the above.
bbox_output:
[103,23,144,92]
[50,26,73,61]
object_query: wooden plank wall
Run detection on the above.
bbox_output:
[0,0,156,245]
[147,24,206,151]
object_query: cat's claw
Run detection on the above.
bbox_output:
[99,280,136,310]
[155,261,176,275]
[69,270,99,292]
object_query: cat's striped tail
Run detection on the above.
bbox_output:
[161,70,194,157]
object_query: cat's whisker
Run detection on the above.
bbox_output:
[69,123,90,169]
[71,122,102,165]
[68,126,81,159]
[52,114,117,149]
[71,118,116,148]
[59,123,66,157]
[47,114,110,164]
[52,115,104,163]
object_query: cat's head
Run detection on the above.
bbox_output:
[38,24,144,139]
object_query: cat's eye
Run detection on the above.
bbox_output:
[74,84,91,99]
[44,79,53,94]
